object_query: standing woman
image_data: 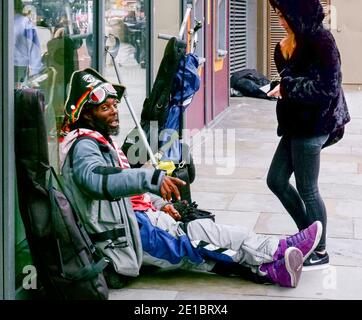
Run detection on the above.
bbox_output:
[266,0,350,269]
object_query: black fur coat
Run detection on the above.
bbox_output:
[269,0,350,144]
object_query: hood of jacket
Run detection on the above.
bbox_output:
[269,0,325,36]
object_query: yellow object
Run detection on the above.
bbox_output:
[214,58,224,72]
[158,161,176,176]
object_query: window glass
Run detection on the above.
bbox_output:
[217,0,227,58]
[13,0,95,291]
[104,0,148,142]
[194,0,204,58]
[14,0,95,168]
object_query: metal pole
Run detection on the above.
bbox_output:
[179,7,192,39]
[108,51,158,167]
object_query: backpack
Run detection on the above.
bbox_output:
[15,88,109,300]
[122,37,186,162]
[121,38,195,203]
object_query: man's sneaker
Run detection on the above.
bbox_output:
[260,247,303,288]
[274,221,323,262]
[303,251,329,271]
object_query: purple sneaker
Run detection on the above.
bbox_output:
[273,221,323,262]
[260,247,303,288]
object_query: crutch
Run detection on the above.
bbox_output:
[156,0,204,157]
[158,0,203,57]
[105,35,158,167]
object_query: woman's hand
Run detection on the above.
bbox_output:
[161,204,181,221]
[267,84,282,99]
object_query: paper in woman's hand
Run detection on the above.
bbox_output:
[259,84,271,94]
[260,80,280,94]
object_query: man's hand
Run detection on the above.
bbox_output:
[267,84,282,99]
[160,176,186,202]
[161,204,181,221]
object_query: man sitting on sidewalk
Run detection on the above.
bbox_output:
[59,68,323,289]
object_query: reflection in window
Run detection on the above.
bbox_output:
[104,0,148,142]
[194,0,204,59]
[217,0,227,58]
[15,0,95,140]
[13,0,95,293]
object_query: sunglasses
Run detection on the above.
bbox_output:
[87,83,118,105]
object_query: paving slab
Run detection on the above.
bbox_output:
[110,93,362,300]
[190,192,236,210]
[354,218,362,240]
[228,193,286,213]
[109,288,178,300]
[175,291,303,300]
[194,166,267,180]
[192,177,270,195]
[266,266,362,300]
[320,183,362,201]
[324,198,362,220]
[124,269,267,297]
[213,211,260,231]
[254,212,301,236]
[328,238,362,267]
[254,213,354,239]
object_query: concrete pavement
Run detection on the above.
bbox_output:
[110,91,362,300]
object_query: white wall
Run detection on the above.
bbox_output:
[153,0,181,82]
[331,0,362,85]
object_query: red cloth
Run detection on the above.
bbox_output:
[130,194,156,212]
[60,129,157,212]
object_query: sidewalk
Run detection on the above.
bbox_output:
[110,91,362,300]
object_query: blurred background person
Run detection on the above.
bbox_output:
[14,0,43,86]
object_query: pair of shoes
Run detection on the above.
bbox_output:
[303,251,329,271]
[274,221,323,262]
[260,247,303,288]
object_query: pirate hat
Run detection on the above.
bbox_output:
[64,68,125,124]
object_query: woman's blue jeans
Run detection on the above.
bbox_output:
[267,134,329,251]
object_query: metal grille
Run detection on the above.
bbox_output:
[229,0,247,74]
[267,0,331,79]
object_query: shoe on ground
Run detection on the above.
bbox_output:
[260,247,303,288]
[302,251,329,271]
[274,221,323,262]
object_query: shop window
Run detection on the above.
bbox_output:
[14,0,95,171]
[13,0,95,295]
[194,0,205,58]
[216,0,227,58]
[104,0,148,141]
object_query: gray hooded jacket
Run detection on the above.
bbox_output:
[60,129,166,276]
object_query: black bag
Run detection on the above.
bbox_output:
[172,162,192,204]
[122,37,187,164]
[230,69,275,100]
[173,200,215,224]
[170,142,195,204]
[15,89,109,300]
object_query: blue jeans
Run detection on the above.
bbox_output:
[267,134,329,251]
